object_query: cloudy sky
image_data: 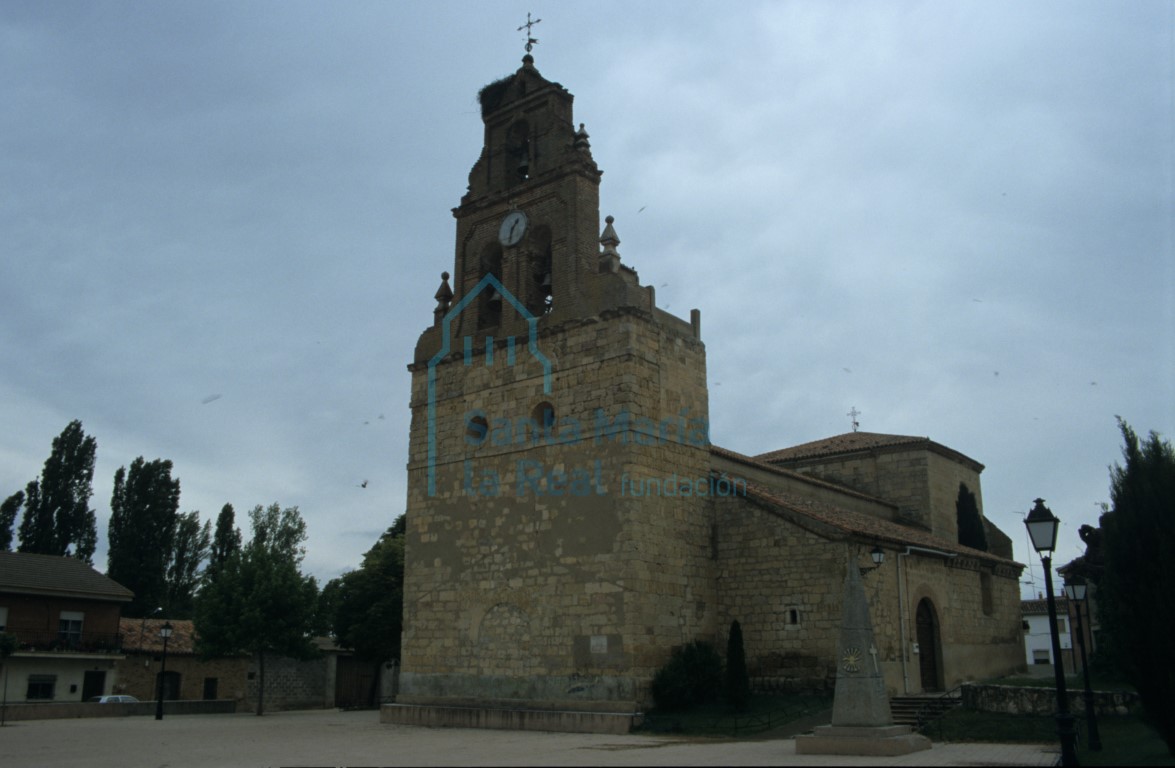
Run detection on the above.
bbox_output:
[2,1,1171,597]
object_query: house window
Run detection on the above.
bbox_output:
[27,674,56,700]
[1054,617,1067,636]
[1032,649,1051,665]
[59,611,84,648]
[0,605,7,632]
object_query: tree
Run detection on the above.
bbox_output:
[107,458,182,617]
[166,511,211,618]
[207,504,241,581]
[329,517,406,705]
[194,503,319,715]
[724,619,750,712]
[0,492,20,551]
[955,482,988,551]
[1096,419,1175,754]
[14,421,98,562]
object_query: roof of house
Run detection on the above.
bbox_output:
[1022,598,1070,615]
[736,480,1021,568]
[0,551,134,602]
[120,619,342,657]
[120,618,197,655]
[756,431,984,472]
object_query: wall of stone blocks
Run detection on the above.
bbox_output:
[712,494,1024,696]
[400,307,713,709]
[786,451,934,530]
[924,452,984,545]
[246,654,331,711]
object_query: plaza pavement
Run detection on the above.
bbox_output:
[0,708,1060,767]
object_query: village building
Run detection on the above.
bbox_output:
[384,54,1025,733]
[0,551,131,703]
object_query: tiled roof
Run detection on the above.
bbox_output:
[737,480,1022,568]
[756,431,983,471]
[119,618,197,655]
[1021,599,1069,615]
[0,551,133,602]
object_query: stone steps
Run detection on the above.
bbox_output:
[889,695,962,727]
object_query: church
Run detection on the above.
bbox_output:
[383,54,1024,733]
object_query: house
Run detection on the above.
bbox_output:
[1022,597,1075,674]
[0,551,132,702]
[114,619,388,711]
[112,618,250,706]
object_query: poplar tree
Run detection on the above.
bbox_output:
[166,511,211,618]
[107,457,181,617]
[13,421,98,563]
[0,492,21,551]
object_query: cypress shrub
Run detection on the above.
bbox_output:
[725,619,750,711]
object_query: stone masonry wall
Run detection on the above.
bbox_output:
[925,452,983,547]
[713,494,1024,696]
[400,307,711,710]
[246,654,331,711]
[789,451,933,530]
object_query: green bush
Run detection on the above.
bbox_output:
[650,640,722,711]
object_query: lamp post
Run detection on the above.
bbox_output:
[1025,499,1079,767]
[1064,582,1102,751]
[154,621,173,721]
[859,545,886,575]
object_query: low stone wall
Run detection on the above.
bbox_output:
[0,699,237,722]
[381,703,636,734]
[961,683,1138,717]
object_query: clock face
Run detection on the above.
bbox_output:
[498,210,528,246]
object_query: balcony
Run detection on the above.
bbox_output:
[9,630,125,656]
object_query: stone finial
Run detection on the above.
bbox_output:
[574,123,591,152]
[434,271,454,326]
[599,215,621,274]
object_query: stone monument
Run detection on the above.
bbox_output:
[795,552,932,756]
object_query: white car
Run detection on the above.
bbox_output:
[90,695,139,703]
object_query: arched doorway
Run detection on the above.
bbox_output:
[915,598,942,692]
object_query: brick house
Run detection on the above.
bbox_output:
[0,551,132,702]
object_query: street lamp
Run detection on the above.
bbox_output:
[1025,499,1079,767]
[859,545,886,575]
[1064,582,1102,751]
[154,621,173,721]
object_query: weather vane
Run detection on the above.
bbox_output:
[518,12,541,53]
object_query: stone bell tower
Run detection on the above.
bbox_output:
[387,55,716,732]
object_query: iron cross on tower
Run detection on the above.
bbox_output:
[848,406,861,432]
[518,12,541,53]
